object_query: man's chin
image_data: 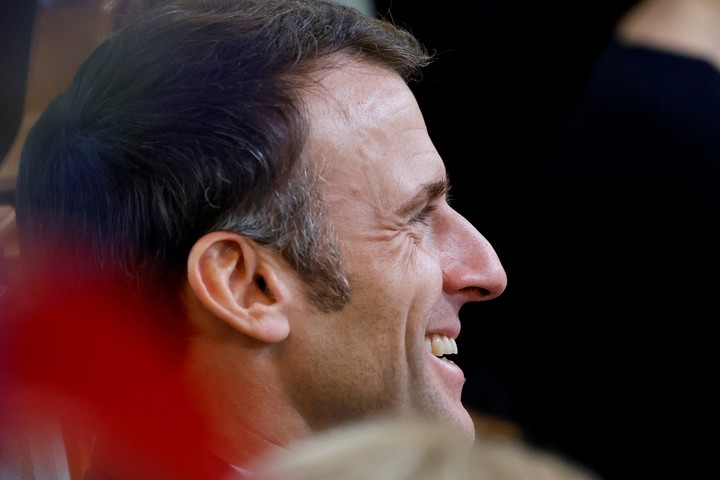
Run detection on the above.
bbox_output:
[416,402,476,444]
[452,407,477,444]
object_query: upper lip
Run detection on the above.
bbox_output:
[424,306,461,348]
[425,321,460,341]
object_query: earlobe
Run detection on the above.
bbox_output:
[187,231,290,343]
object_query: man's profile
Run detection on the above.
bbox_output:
[6,1,507,478]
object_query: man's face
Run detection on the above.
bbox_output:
[278,61,507,442]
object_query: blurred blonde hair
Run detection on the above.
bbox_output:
[248,415,602,480]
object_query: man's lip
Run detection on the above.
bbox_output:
[426,348,466,389]
[425,322,461,340]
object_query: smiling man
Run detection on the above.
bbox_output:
[11,1,506,478]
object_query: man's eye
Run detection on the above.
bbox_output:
[410,204,437,225]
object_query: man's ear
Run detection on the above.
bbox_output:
[187,231,291,343]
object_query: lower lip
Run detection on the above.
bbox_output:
[427,352,466,388]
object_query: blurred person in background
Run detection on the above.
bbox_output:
[249,416,602,480]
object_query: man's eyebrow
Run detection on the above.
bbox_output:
[396,176,451,217]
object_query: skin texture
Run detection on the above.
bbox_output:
[279,61,507,437]
[184,59,507,467]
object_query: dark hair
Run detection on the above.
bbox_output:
[15,0,432,322]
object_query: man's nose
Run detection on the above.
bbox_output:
[440,209,507,303]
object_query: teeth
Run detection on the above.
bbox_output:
[424,334,458,357]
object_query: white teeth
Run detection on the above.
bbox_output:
[425,334,458,357]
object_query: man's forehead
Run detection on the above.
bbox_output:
[299,57,444,208]
[302,59,409,118]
